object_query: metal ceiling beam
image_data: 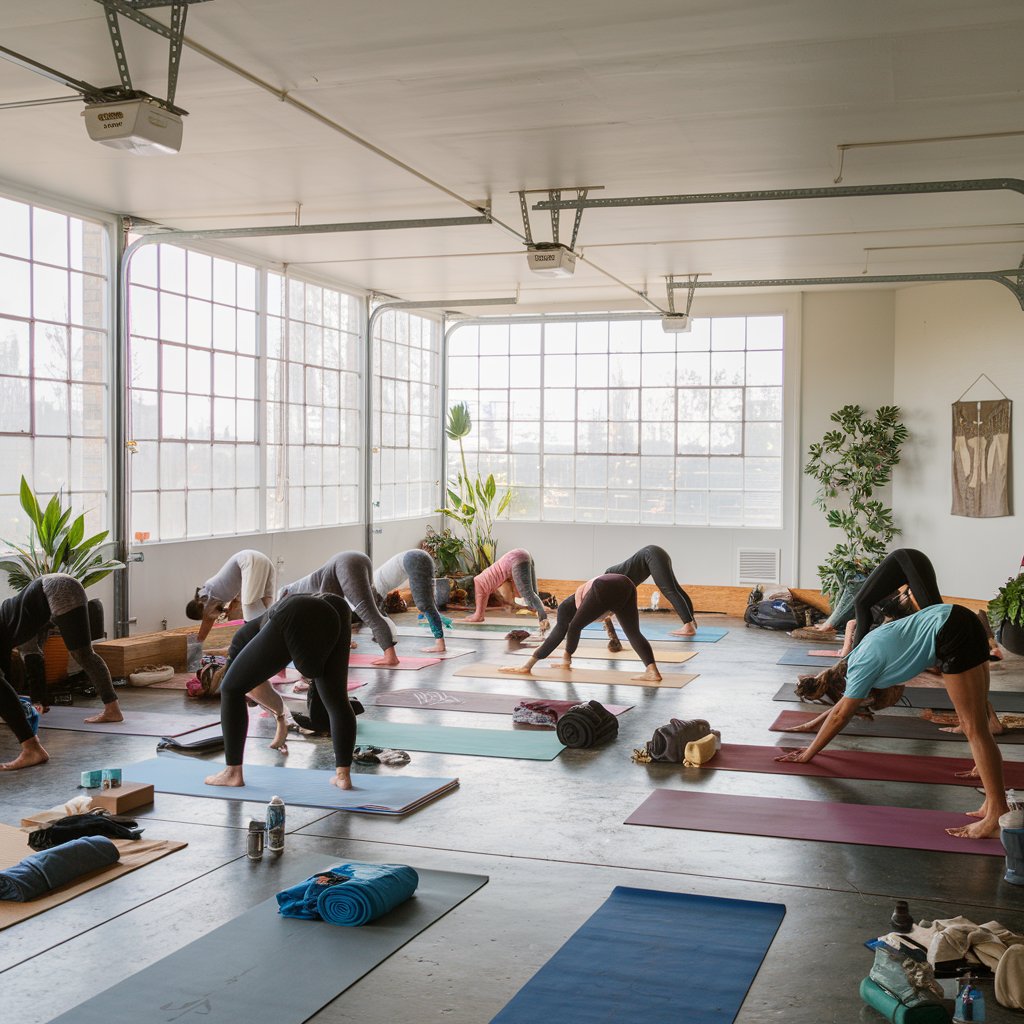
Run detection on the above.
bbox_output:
[0,44,108,98]
[129,214,493,241]
[666,268,1024,310]
[533,178,1024,211]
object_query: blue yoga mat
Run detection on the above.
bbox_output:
[121,755,459,815]
[490,886,784,1023]
[581,622,727,643]
[777,648,841,667]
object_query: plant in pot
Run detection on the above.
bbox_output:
[989,574,1024,656]
[804,404,908,602]
[0,476,124,686]
[437,401,513,575]
[420,525,468,608]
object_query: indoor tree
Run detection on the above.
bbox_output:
[804,404,908,600]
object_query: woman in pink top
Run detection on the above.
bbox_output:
[460,548,549,630]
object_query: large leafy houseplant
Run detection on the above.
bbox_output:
[804,405,908,601]
[438,402,513,575]
[421,525,468,577]
[989,574,1024,629]
[0,477,124,591]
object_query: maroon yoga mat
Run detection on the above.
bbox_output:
[372,688,633,716]
[625,789,1005,856]
[770,709,1024,744]
[691,743,1024,788]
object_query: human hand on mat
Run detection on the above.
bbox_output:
[373,647,400,667]
[774,748,812,763]
[953,764,980,779]
[331,767,353,790]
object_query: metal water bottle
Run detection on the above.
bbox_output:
[267,795,285,853]
[246,819,265,861]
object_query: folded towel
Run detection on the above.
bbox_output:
[0,836,120,901]
[276,861,419,926]
[512,698,583,727]
[555,701,618,748]
[682,731,722,767]
[646,718,712,762]
[29,810,143,851]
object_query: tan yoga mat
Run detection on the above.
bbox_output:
[0,822,187,930]
[452,663,697,689]
[509,646,697,664]
[448,614,546,626]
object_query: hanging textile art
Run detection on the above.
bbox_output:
[951,396,1011,518]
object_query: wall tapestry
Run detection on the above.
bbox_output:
[951,379,1012,517]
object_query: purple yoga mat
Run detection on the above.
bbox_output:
[372,689,632,716]
[691,743,1024,788]
[770,709,1024,744]
[625,789,1005,856]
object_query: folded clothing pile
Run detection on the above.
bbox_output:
[512,698,587,727]
[28,810,143,851]
[353,746,410,767]
[0,836,120,902]
[128,664,175,687]
[554,701,618,748]
[276,861,419,926]
[632,718,720,764]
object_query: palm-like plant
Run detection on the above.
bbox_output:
[0,477,124,591]
[438,402,513,574]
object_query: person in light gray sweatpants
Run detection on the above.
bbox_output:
[373,549,446,653]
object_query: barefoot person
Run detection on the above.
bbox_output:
[605,545,698,639]
[499,574,662,684]
[279,551,400,666]
[460,548,549,631]
[186,549,276,644]
[373,549,447,654]
[776,602,1008,840]
[204,594,356,791]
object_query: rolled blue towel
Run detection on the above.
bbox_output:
[0,836,120,902]
[277,862,418,926]
[18,697,39,736]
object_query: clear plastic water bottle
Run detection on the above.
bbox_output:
[267,795,285,853]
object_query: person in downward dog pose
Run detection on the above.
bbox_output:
[278,551,399,666]
[605,544,698,642]
[186,549,276,644]
[499,574,662,684]
[776,603,1007,840]
[0,574,126,769]
[204,594,356,790]
[373,548,447,654]
[460,548,549,631]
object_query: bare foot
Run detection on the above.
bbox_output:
[1,738,49,771]
[607,637,623,653]
[350,641,357,649]
[631,666,663,683]
[669,623,697,637]
[205,765,245,787]
[499,665,534,675]
[946,817,1001,839]
[372,649,400,667]
[330,768,352,790]
[84,702,124,724]
[458,616,485,624]
[422,641,446,654]
[270,715,290,753]
[538,619,551,634]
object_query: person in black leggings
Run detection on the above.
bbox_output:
[838,548,942,655]
[204,594,357,791]
[500,574,662,683]
[605,545,697,641]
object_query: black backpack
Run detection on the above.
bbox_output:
[744,598,801,631]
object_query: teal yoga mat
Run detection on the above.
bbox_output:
[121,755,459,814]
[581,621,727,642]
[357,719,564,760]
[490,886,785,1023]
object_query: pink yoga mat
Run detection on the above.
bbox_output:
[372,688,632,716]
[770,709,1024,744]
[807,649,840,658]
[692,743,1024,788]
[625,789,1005,856]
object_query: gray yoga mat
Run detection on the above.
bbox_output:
[35,706,220,737]
[47,857,488,1024]
[373,688,633,716]
[776,649,841,668]
[772,683,1024,713]
[770,709,1024,744]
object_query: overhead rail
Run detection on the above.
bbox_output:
[532,178,1024,211]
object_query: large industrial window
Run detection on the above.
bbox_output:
[371,309,441,520]
[266,273,362,531]
[127,245,260,541]
[447,315,784,528]
[0,194,110,542]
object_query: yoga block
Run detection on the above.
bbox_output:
[90,782,154,814]
[93,633,189,676]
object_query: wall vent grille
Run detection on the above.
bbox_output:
[736,548,781,585]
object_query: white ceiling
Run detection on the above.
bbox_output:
[2,0,1023,312]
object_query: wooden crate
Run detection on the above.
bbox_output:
[93,632,189,677]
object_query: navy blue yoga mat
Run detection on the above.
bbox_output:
[490,886,784,1023]
[581,622,727,643]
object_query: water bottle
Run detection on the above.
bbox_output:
[1007,789,1022,810]
[246,819,265,861]
[267,795,285,853]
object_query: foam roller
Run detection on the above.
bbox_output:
[858,978,950,1024]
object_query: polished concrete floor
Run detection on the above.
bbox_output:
[2,615,1024,1023]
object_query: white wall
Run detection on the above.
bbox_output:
[894,280,1024,599]
[797,290,896,588]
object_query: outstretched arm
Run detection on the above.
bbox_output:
[775,697,863,762]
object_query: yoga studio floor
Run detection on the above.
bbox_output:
[3,617,1024,1023]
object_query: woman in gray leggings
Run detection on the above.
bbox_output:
[373,549,446,654]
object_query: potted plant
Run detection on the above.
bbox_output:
[420,525,468,607]
[804,404,908,601]
[0,477,124,682]
[989,574,1024,656]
